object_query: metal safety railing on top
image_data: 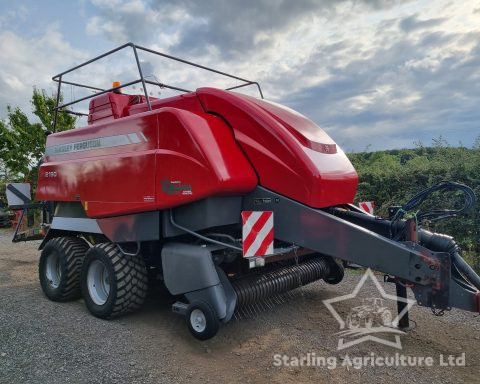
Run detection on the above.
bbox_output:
[52,42,264,131]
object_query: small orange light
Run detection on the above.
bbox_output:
[112,81,121,89]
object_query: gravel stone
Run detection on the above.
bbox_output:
[1,228,479,383]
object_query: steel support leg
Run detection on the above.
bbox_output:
[395,218,416,330]
[395,282,411,330]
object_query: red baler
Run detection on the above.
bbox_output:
[8,43,479,340]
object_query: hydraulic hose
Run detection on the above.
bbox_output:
[331,208,480,290]
[169,210,243,251]
[418,229,480,291]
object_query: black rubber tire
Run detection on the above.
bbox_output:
[186,301,220,341]
[80,243,148,319]
[39,236,89,301]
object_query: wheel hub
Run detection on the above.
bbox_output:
[87,260,111,305]
[45,252,61,288]
[190,309,206,333]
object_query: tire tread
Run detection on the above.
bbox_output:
[40,236,89,301]
[84,243,148,319]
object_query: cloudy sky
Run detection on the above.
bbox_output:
[0,0,479,152]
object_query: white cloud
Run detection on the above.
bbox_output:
[0,26,87,119]
[86,16,128,42]
[1,0,479,151]
[0,5,29,29]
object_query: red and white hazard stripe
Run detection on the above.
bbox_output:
[241,211,274,257]
[359,201,374,215]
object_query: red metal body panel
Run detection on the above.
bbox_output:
[127,93,204,116]
[152,107,258,209]
[196,88,358,208]
[37,101,257,218]
[36,87,357,217]
[88,93,156,125]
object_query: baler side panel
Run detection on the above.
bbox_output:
[153,108,258,209]
[36,113,159,217]
[196,88,358,208]
[36,103,257,218]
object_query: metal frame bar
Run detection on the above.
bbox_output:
[132,44,151,111]
[51,42,264,130]
[144,80,191,94]
[54,79,105,92]
[225,81,264,98]
[56,79,142,110]
[243,187,480,314]
[242,187,443,285]
[63,110,89,117]
[53,75,62,132]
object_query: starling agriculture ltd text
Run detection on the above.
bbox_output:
[273,352,466,369]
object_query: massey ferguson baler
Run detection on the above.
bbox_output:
[7,43,479,340]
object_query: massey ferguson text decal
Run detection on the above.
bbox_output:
[45,132,147,156]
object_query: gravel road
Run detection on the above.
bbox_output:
[1,228,479,384]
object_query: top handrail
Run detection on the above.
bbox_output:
[52,42,133,80]
[51,43,263,131]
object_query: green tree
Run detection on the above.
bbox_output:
[0,88,75,183]
[31,88,76,133]
[349,143,480,270]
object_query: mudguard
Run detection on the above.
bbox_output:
[161,243,236,322]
